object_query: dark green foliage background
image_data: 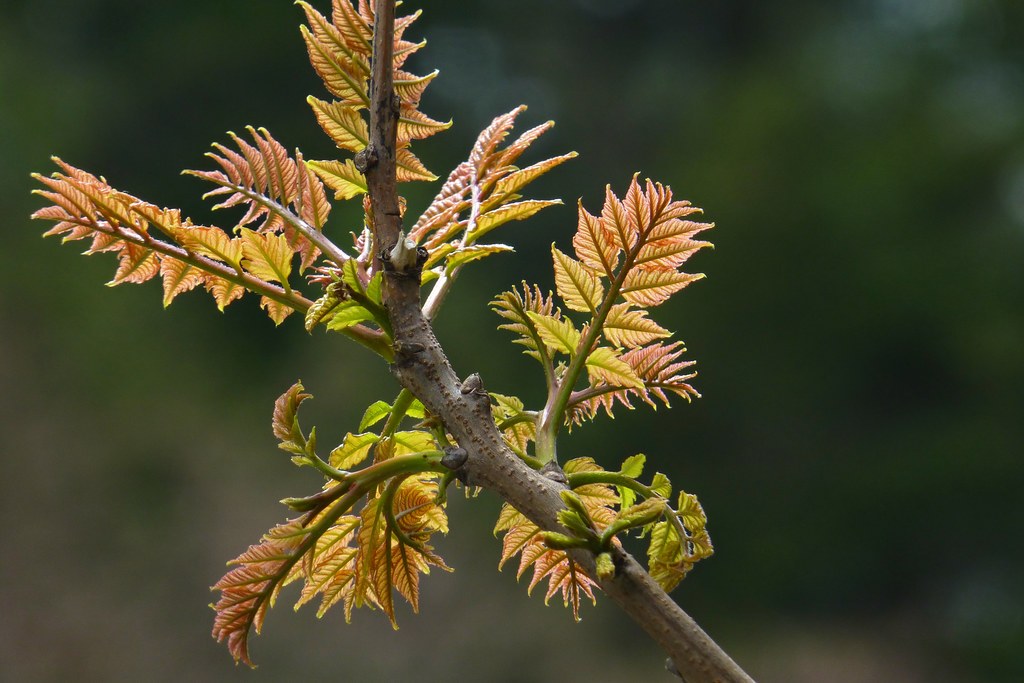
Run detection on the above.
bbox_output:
[2,1,1021,681]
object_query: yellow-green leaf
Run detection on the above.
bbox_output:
[239,228,293,285]
[472,199,561,241]
[329,432,378,469]
[603,303,671,348]
[308,96,368,152]
[552,245,603,313]
[650,472,672,499]
[359,401,392,431]
[526,312,580,356]
[308,159,367,200]
[621,269,703,308]
[182,226,242,266]
[586,347,644,389]
[493,152,577,198]
[445,243,514,275]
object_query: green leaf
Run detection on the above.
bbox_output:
[391,430,436,455]
[556,509,595,541]
[552,245,604,313]
[325,300,373,331]
[618,453,646,509]
[541,531,588,550]
[405,399,426,420]
[676,491,708,532]
[650,472,672,499]
[620,453,645,479]
[585,347,644,389]
[359,401,392,431]
[304,288,343,332]
[526,312,580,356]
[340,258,365,293]
[595,551,615,580]
[329,432,378,469]
[614,498,666,529]
[365,272,383,305]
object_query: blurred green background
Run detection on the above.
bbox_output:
[2,1,1022,681]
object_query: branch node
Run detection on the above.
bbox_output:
[460,373,487,398]
[539,461,568,486]
[393,339,426,366]
[354,145,378,174]
[381,233,422,278]
[441,446,469,471]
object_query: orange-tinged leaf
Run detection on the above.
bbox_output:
[260,296,295,326]
[495,457,614,620]
[621,269,703,308]
[272,381,311,445]
[573,203,620,278]
[204,275,245,311]
[393,69,437,107]
[295,151,332,231]
[299,19,368,106]
[212,518,311,667]
[634,231,712,272]
[601,183,637,253]
[250,126,300,206]
[393,475,448,535]
[398,106,451,144]
[499,517,541,570]
[552,245,603,313]
[186,127,315,235]
[396,148,437,183]
[622,341,699,404]
[159,258,205,307]
[108,242,159,285]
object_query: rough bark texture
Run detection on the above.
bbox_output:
[365,2,754,681]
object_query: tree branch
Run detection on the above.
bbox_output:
[363,2,753,680]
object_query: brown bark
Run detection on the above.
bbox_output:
[363,2,755,680]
